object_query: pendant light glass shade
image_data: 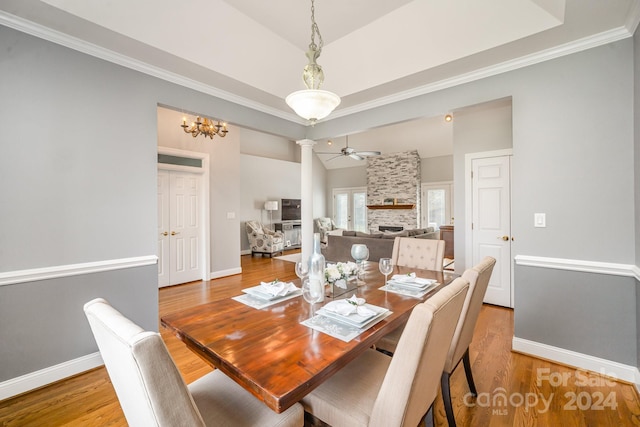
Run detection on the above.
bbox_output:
[286,89,341,122]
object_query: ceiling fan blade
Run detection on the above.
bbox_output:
[326,154,344,161]
[354,150,381,156]
[315,151,341,155]
[349,154,364,160]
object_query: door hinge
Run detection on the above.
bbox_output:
[471,171,474,179]
[471,223,474,230]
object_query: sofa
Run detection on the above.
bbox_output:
[321,228,440,262]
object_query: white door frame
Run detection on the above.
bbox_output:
[464,148,513,307]
[158,146,211,283]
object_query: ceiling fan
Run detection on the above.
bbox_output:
[316,136,381,161]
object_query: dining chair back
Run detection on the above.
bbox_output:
[391,237,446,271]
[301,277,469,427]
[441,256,496,427]
[84,298,303,427]
[370,277,468,426]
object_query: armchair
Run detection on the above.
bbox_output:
[314,217,343,244]
[246,220,284,257]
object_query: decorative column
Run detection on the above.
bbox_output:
[297,139,316,264]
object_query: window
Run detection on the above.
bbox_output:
[421,182,453,229]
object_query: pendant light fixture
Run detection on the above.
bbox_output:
[285,0,340,124]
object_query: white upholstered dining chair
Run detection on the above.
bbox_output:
[374,257,496,427]
[391,236,446,271]
[84,298,303,427]
[301,277,469,427]
[440,256,496,427]
[374,236,447,357]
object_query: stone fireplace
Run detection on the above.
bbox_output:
[367,150,421,232]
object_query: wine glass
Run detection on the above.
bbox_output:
[295,260,309,280]
[302,278,324,318]
[351,244,369,278]
[378,258,393,286]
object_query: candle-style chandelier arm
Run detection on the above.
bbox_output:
[180,116,228,139]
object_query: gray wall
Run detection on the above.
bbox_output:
[421,155,453,183]
[0,26,158,381]
[635,25,640,370]
[515,267,636,365]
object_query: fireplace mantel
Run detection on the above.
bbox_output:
[367,204,415,210]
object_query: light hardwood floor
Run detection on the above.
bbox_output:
[1,253,639,426]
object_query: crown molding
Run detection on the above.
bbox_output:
[0,11,300,123]
[330,26,633,120]
[0,11,634,126]
[625,0,640,34]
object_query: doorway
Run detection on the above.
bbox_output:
[332,187,367,232]
[158,147,210,287]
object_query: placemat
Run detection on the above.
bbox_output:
[232,290,302,309]
[301,309,392,342]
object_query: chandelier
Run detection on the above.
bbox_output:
[181,116,228,139]
[285,0,340,124]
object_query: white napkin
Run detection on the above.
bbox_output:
[259,280,298,297]
[323,295,375,317]
[390,273,435,285]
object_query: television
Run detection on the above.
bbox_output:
[281,198,301,221]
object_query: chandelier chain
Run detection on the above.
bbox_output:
[309,0,323,52]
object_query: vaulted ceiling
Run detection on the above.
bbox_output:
[1,0,638,168]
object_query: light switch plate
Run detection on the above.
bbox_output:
[226,212,236,219]
[534,213,546,228]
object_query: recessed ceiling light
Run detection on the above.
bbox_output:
[327,140,333,146]
[444,114,453,122]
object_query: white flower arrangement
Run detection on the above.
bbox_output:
[324,261,358,289]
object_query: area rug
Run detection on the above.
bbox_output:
[274,253,302,263]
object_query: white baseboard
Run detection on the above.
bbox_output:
[240,249,251,256]
[512,337,639,385]
[210,267,242,279]
[0,352,103,401]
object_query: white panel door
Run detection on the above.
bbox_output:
[472,156,512,307]
[169,172,201,285]
[158,170,170,287]
[157,170,202,287]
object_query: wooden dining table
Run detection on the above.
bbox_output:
[161,262,458,413]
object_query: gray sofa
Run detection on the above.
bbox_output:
[322,228,439,262]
